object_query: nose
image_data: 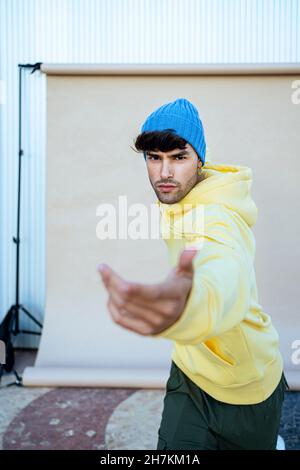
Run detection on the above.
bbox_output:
[160,160,173,179]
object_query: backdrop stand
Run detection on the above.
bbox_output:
[0,62,43,387]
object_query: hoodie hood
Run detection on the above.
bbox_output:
[157,161,258,228]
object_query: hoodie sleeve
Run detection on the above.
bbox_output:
[152,205,252,345]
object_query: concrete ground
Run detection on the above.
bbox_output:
[0,350,299,450]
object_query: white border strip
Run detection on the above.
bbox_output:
[40,63,300,76]
[23,366,169,388]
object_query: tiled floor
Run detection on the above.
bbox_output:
[1,386,137,450]
[0,350,299,450]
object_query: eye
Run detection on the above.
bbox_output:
[173,156,186,160]
[147,155,160,160]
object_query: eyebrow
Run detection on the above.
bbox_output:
[146,150,189,157]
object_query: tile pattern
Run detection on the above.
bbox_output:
[105,390,164,449]
[279,392,300,450]
[0,385,51,449]
[2,388,135,450]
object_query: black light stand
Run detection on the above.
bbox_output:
[0,62,43,386]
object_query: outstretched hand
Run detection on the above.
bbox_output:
[97,248,198,336]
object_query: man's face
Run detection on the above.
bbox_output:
[146,143,203,204]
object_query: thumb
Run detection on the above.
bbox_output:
[176,247,198,278]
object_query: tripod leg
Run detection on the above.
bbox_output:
[6,370,23,387]
[20,305,43,329]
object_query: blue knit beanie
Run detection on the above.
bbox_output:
[141,98,206,165]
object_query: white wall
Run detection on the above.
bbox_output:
[0,0,300,347]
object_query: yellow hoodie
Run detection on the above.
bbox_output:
[154,160,283,405]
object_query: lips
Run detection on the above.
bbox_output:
[158,184,176,188]
[157,184,177,193]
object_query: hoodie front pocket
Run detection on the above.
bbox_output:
[198,326,260,385]
[202,340,236,367]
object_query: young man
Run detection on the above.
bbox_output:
[98,98,288,450]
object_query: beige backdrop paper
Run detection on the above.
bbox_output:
[23,64,300,389]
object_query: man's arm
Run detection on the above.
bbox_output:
[152,238,252,345]
[98,248,198,336]
[98,206,252,342]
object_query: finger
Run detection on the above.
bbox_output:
[101,265,131,294]
[106,270,164,305]
[107,299,154,335]
[97,263,111,289]
[108,289,166,327]
[99,264,166,308]
[98,265,135,302]
[122,282,163,302]
[176,248,198,277]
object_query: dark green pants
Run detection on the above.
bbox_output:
[157,361,288,450]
